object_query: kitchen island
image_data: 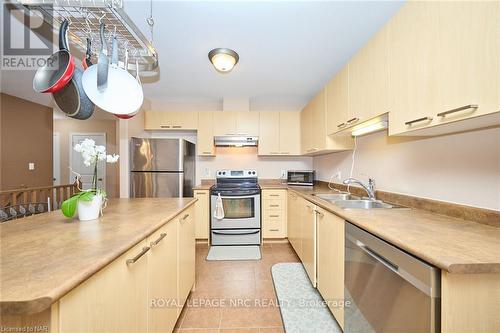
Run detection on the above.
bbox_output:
[0,198,196,333]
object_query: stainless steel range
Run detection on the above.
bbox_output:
[210,169,261,246]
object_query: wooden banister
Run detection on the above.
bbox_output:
[0,182,80,210]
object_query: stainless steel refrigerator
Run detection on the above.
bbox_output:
[130,138,195,198]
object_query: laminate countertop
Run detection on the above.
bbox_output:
[0,198,196,316]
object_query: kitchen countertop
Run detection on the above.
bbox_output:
[0,198,196,316]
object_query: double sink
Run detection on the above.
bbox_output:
[312,193,406,210]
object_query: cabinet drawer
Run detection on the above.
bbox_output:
[263,210,284,221]
[263,226,286,239]
[263,199,285,210]
[262,190,286,200]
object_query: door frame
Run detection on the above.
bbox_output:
[53,132,61,185]
[69,132,107,189]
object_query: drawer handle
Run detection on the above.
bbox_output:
[337,122,346,128]
[346,117,359,125]
[195,192,206,195]
[280,152,290,154]
[202,151,212,155]
[126,247,150,265]
[307,148,318,152]
[181,213,190,221]
[160,125,171,129]
[269,194,280,197]
[405,116,433,126]
[269,215,280,218]
[269,204,280,208]
[437,104,478,117]
[269,229,279,232]
[150,233,167,247]
[172,125,182,128]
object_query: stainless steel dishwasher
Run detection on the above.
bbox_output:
[345,222,440,333]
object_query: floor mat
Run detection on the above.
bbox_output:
[206,245,261,261]
[271,263,342,333]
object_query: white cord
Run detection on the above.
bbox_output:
[347,135,358,193]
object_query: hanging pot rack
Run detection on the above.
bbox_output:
[18,0,158,71]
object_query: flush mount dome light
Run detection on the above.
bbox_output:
[208,48,239,73]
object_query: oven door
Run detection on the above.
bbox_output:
[211,194,261,229]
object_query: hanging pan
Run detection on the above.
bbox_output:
[33,20,75,93]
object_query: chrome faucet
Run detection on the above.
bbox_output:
[343,178,376,200]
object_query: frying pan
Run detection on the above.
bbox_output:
[82,33,143,115]
[33,20,75,93]
[52,67,94,120]
[114,59,141,119]
[82,38,93,70]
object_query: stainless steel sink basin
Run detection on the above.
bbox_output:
[312,193,359,201]
[333,200,405,210]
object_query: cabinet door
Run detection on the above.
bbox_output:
[148,221,178,333]
[317,208,345,329]
[311,88,327,152]
[177,206,195,311]
[197,112,215,156]
[326,66,349,135]
[174,112,198,130]
[287,191,302,258]
[194,190,209,239]
[388,1,441,135]
[145,111,176,130]
[300,103,312,154]
[279,112,301,155]
[435,1,499,125]
[301,199,316,287]
[236,112,260,136]
[349,24,389,124]
[59,240,148,333]
[213,112,237,136]
[258,112,280,155]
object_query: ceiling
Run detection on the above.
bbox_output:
[1,0,404,112]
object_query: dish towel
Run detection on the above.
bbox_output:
[213,193,225,219]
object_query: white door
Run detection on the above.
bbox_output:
[70,133,106,191]
[53,133,60,185]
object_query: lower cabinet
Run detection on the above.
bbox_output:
[262,189,287,238]
[148,219,178,333]
[59,205,195,333]
[59,240,149,333]
[178,208,196,311]
[301,198,316,287]
[194,190,209,239]
[287,191,302,258]
[316,207,345,329]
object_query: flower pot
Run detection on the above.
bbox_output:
[77,193,103,221]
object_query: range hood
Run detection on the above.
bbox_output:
[214,136,259,147]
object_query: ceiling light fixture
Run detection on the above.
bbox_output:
[208,48,239,73]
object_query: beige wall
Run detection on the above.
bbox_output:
[0,93,53,190]
[54,118,119,198]
[313,127,500,211]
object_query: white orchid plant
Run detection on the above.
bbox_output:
[62,138,119,218]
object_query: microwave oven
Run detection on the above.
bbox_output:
[287,170,315,186]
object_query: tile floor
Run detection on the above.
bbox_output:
[174,241,301,333]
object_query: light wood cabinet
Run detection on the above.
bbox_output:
[147,220,178,333]
[213,111,237,136]
[326,66,349,135]
[262,189,287,239]
[300,101,312,154]
[236,112,260,136]
[388,1,500,136]
[317,207,345,329]
[197,112,215,156]
[194,190,209,239]
[145,111,198,130]
[258,112,280,155]
[348,23,389,124]
[59,240,149,333]
[259,112,301,156]
[287,191,302,258]
[177,206,195,310]
[301,198,316,287]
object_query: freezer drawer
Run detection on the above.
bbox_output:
[211,229,261,246]
[131,172,182,198]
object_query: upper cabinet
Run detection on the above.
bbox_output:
[213,112,259,136]
[348,23,390,125]
[388,1,500,136]
[326,66,349,135]
[145,111,198,130]
[259,112,301,156]
[301,88,353,155]
[197,112,215,156]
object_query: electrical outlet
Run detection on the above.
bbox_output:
[335,171,342,181]
[280,170,287,179]
[204,168,211,177]
[28,162,35,170]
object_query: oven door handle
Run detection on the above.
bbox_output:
[212,230,260,236]
[213,195,260,199]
